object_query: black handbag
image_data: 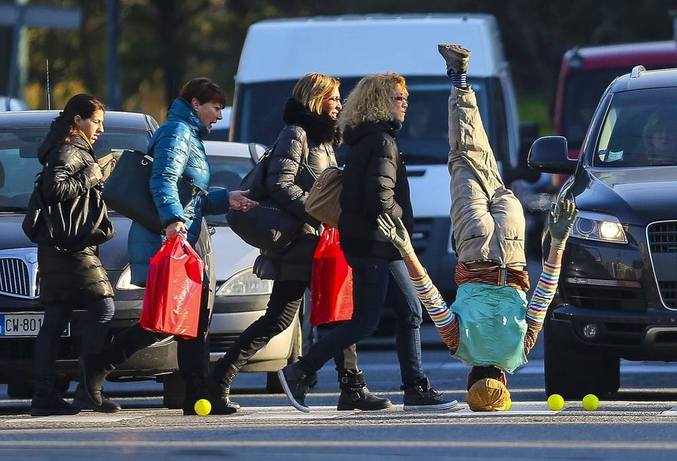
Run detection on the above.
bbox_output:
[101,149,162,233]
[22,175,114,251]
[228,141,316,252]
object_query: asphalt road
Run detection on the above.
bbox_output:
[1,338,677,461]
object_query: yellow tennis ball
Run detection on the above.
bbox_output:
[547,394,565,411]
[582,394,599,411]
[194,398,212,416]
[502,398,512,411]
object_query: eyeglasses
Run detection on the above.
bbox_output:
[393,96,408,103]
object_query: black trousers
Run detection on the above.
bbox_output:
[213,279,357,385]
[34,297,115,398]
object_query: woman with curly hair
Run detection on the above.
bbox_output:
[278,72,456,413]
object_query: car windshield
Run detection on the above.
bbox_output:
[0,129,150,211]
[206,154,253,226]
[594,88,677,167]
[233,76,490,165]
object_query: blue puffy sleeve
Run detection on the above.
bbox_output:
[149,123,191,227]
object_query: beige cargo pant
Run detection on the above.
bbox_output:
[448,86,526,267]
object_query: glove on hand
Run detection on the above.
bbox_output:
[549,199,577,251]
[376,214,414,257]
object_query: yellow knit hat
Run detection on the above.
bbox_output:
[466,378,511,411]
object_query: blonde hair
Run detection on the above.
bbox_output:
[339,72,407,131]
[292,72,340,115]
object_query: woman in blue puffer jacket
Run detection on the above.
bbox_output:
[81,78,256,415]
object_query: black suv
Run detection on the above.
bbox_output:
[529,66,677,398]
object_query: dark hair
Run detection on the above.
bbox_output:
[49,93,106,145]
[179,77,227,107]
[467,366,506,390]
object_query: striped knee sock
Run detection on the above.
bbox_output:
[449,70,467,89]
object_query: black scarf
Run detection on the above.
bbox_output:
[283,98,341,146]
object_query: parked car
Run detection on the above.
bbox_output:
[0,110,179,399]
[204,107,231,141]
[528,66,677,398]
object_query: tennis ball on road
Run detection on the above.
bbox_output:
[502,398,512,411]
[582,394,599,411]
[194,398,212,416]
[547,394,565,411]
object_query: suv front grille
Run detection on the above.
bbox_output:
[0,258,37,298]
[647,221,677,309]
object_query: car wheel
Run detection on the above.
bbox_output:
[162,372,185,409]
[543,317,620,398]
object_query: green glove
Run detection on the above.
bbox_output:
[549,199,577,251]
[376,214,414,257]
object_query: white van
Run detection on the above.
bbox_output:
[231,14,525,296]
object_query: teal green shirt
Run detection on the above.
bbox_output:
[451,283,528,373]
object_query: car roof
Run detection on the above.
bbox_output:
[609,67,677,92]
[0,110,158,131]
[203,140,254,159]
[564,41,677,70]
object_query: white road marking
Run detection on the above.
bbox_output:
[2,414,144,424]
[659,407,677,416]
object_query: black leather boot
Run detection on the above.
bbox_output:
[78,354,120,413]
[337,369,391,411]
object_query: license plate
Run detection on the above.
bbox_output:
[0,313,70,338]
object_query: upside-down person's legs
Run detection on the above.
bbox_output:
[443,46,526,267]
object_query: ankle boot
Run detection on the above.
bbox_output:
[337,369,391,411]
[80,354,118,411]
[209,360,240,413]
[437,43,471,75]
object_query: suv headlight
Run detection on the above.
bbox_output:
[216,268,273,296]
[570,211,627,244]
[116,265,144,290]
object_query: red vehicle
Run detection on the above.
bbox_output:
[552,40,677,188]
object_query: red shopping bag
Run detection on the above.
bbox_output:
[310,227,354,326]
[140,235,204,339]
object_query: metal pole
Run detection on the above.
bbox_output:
[106,0,121,109]
[6,0,27,110]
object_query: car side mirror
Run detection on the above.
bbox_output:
[528,136,576,174]
[248,143,267,164]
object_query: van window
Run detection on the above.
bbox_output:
[232,76,491,165]
[489,78,509,167]
[563,67,632,149]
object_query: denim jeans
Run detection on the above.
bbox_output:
[299,255,425,387]
[34,297,115,398]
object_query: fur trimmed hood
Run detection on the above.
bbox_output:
[283,98,341,146]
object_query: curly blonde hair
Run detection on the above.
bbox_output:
[339,72,407,131]
[292,72,340,115]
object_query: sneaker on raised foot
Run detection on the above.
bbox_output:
[437,44,471,75]
[402,377,458,411]
[277,363,310,413]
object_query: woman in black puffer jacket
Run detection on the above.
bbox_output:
[210,73,389,411]
[31,94,119,416]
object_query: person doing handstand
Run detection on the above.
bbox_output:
[376,44,577,411]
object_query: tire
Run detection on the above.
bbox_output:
[266,371,284,394]
[543,317,620,399]
[162,372,185,409]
